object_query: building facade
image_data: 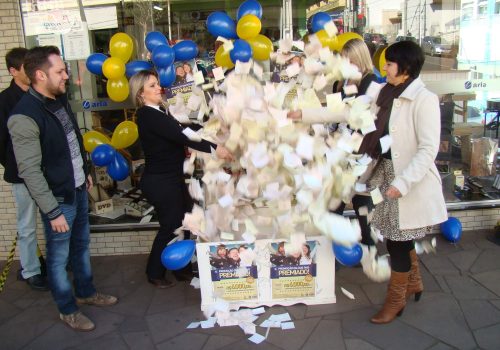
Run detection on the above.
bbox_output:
[0,0,500,260]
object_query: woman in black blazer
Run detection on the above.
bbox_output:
[129,70,232,288]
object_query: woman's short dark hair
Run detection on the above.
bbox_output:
[385,41,425,79]
[24,46,61,82]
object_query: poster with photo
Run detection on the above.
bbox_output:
[270,51,303,108]
[270,51,304,83]
[208,243,259,301]
[196,236,335,312]
[269,240,318,299]
[164,59,198,105]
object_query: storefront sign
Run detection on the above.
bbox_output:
[23,7,117,36]
[23,10,82,36]
[70,99,134,112]
[425,79,500,95]
[196,236,336,311]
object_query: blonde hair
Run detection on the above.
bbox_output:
[341,39,374,77]
[129,69,158,108]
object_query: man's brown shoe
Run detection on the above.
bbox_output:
[60,311,95,331]
[76,292,118,306]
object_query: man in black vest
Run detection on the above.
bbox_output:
[0,48,48,291]
[8,46,118,332]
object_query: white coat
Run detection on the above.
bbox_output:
[387,78,447,229]
[300,78,448,230]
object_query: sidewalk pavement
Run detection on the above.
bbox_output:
[0,229,499,350]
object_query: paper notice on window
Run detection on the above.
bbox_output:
[61,22,91,60]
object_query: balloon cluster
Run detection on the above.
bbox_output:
[206,0,273,68]
[145,31,199,87]
[86,33,135,102]
[83,121,139,181]
[308,12,363,52]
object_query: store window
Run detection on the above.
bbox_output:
[17,0,500,229]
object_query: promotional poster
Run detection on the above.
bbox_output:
[196,236,335,311]
[209,243,259,301]
[164,59,198,105]
[269,240,318,299]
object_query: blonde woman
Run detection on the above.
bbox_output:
[129,70,232,288]
[332,38,377,97]
[288,39,378,248]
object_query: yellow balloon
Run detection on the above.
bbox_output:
[102,57,126,80]
[107,76,129,102]
[246,34,274,61]
[111,121,139,149]
[379,47,387,77]
[236,14,262,40]
[83,130,111,153]
[109,32,134,63]
[315,30,339,51]
[334,32,363,52]
[215,45,235,69]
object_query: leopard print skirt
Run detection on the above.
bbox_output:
[368,158,431,241]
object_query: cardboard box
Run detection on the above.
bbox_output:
[88,185,114,214]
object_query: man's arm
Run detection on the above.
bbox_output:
[0,94,9,167]
[8,114,61,219]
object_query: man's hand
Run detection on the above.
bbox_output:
[287,110,302,121]
[385,185,402,199]
[87,175,93,191]
[50,215,69,233]
[215,145,234,162]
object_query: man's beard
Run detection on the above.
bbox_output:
[48,82,66,96]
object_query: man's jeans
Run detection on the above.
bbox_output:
[12,183,40,279]
[41,189,96,315]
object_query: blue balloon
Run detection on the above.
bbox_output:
[86,53,107,75]
[311,12,332,33]
[106,151,129,181]
[373,67,387,83]
[158,65,176,87]
[206,11,237,39]
[333,243,363,267]
[161,240,196,270]
[152,45,175,68]
[145,31,168,52]
[237,0,263,20]
[173,40,199,61]
[230,39,253,63]
[91,144,116,167]
[440,217,462,243]
[125,60,153,78]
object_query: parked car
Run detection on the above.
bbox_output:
[422,36,452,56]
[394,35,417,43]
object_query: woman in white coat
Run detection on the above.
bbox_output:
[366,41,447,324]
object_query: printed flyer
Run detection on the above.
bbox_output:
[270,51,304,108]
[209,243,258,301]
[164,59,198,105]
[269,240,318,299]
[196,236,335,311]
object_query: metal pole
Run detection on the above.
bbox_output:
[423,0,426,39]
[167,0,172,41]
[403,0,407,34]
